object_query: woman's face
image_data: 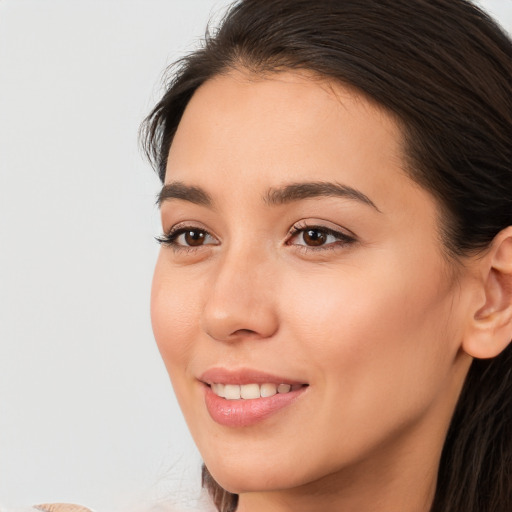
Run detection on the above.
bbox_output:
[151,71,473,495]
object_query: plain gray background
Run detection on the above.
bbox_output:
[0,1,511,511]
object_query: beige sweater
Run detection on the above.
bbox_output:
[5,505,93,512]
[35,506,92,512]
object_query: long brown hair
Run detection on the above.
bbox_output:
[141,1,512,510]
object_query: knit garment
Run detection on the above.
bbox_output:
[35,505,92,512]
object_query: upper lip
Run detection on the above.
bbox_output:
[199,367,308,386]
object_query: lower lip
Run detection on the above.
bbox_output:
[204,384,307,427]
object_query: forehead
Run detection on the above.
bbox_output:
[166,70,405,194]
[167,71,402,179]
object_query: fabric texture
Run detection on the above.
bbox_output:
[34,505,93,512]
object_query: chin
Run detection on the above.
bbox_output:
[211,469,294,495]
[204,453,317,495]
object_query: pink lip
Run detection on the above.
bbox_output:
[199,367,306,386]
[199,368,308,428]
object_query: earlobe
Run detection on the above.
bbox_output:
[463,227,512,360]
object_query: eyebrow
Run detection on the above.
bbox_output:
[157,181,213,207]
[157,180,380,212]
[265,181,381,212]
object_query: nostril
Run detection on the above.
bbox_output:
[202,289,279,341]
[232,328,258,336]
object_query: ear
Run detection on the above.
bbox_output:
[462,226,512,359]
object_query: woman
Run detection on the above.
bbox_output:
[141,0,512,511]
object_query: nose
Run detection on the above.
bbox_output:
[201,248,279,343]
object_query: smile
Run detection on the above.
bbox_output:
[199,369,309,426]
[210,382,303,400]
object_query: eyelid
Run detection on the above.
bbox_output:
[156,222,219,249]
[286,220,357,249]
[156,219,356,252]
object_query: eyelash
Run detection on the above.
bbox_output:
[156,222,356,252]
[155,225,217,252]
[286,222,357,251]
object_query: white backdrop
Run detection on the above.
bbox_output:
[0,1,510,511]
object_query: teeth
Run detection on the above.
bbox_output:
[277,384,291,394]
[224,384,241,400]
[240,383,260,399]
[210,382,298,400]
[212,383,225,398]
[260,383,277,397]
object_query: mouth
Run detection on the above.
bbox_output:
[199,368,309,427]
[208,382,305,400]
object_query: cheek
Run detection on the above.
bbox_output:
[150,254,201,378]
[283,254,459,421]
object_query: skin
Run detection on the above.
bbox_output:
[151,70,478,512]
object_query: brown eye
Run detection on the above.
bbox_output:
[184,230,206,246]
[302,229,327,246]
[156,226,218,248]
[287,224,356,250]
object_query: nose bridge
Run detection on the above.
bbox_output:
[202,239,278,342]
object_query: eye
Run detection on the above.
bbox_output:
[298,228,332,247]
[287,223,356,249]
[156,226,218,249]
[175,229,212,247]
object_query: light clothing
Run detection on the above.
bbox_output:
[1,505,92,512]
